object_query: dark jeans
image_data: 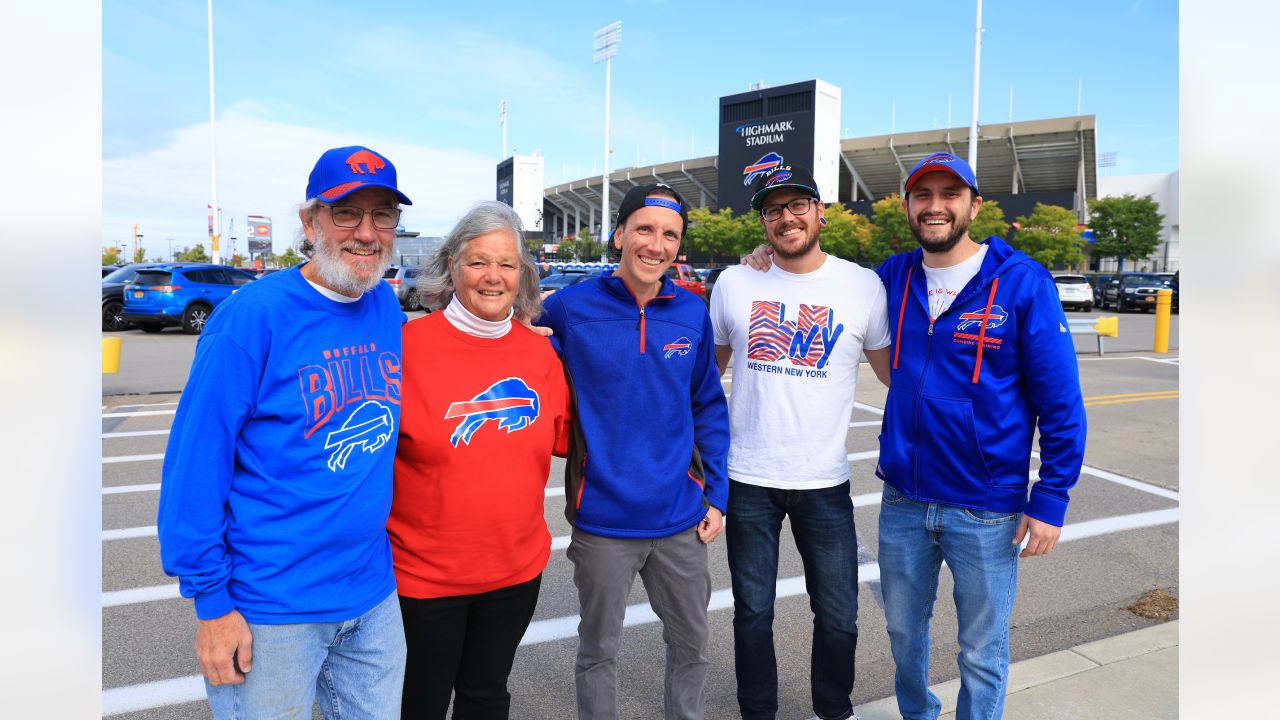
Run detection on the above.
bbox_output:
[727,479,859,720]
[399,574,542,720]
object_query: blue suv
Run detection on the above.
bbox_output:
[122,264,257,334]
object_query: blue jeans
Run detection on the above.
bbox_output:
[205,590,407,720]
[727,479,859,720]
[877,483,1021,720]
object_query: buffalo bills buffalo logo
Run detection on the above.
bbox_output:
[743,152,784,186]
[663,337,692,359]
[445,377,540,447]
[955,305,1008,333]
[324,400,395,471]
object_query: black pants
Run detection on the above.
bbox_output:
[399,574,542,720]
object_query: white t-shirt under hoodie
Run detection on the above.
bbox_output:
[710,254,890,489]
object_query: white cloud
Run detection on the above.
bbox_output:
[103,103,497,259]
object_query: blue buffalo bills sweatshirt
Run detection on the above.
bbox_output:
[538,273,730,538]
[157,266,404,623]
[875,237,1087,526]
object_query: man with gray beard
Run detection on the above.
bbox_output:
[158,145,412,720]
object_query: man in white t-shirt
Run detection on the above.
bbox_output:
[710,165,890,720]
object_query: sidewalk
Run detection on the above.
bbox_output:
[854,620,1178,719]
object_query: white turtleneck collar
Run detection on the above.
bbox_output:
[443,294,513,338]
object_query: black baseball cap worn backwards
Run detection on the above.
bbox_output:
[750,165,820,211]
[612,183,690,239]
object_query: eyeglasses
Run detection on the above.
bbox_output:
[325,205,401,229]
[760,197,817,222]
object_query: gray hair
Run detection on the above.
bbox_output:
[421,201,543,321]
[294,199,322,257]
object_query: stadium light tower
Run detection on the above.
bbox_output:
[594,21,621,242]
[968,0,983,172]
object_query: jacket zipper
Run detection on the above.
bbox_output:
[910,312,936,497]
[637,305,647,353]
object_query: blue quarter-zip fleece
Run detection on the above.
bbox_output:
[875,237,1086,526]
[538,273,730,538]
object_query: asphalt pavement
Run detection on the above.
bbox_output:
[101,308,1178,719]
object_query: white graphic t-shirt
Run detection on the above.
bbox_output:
[922,243,988,320]
[710,255,890,489]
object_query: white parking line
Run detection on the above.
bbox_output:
[849,421,880,428]
[102,584,181,608]
[99,505,1177,716]
[103,453,165,464]
[1031,451,1179,501]
[105,401,180,409]
[102,410,177,418]
[103,429,170,439]
[103,526,156,541]
[103,483,161,495]
[854,402,884,415]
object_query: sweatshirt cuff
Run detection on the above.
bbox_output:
[193,587,235,620]
[1025,487,1068,527]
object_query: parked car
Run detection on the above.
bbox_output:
[1087,273,1114,305]
[539,269,602,294]
[102,265,120,278]
[666,263,705,297]
[1052,273,1093,312]
[122,264,258,334]
[102,262,199,331]
[383,264,426,311]
[1099,272,1168,312]
[703,267,726,303]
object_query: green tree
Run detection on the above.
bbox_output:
[102,247,122,265]
[177,244,211,262]
[683,207,742,266]
[820,203,874,264]
[736,209,766,256]
[1010,203,1085,270]
[132,247,147,263]
[869,194,913,262]
[970,198,1011,242]
[1087,194,1164,273]
[278,247,303,267]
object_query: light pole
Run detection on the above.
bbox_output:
[208,0,222,264]
[594,21,621,250]
[968,0,983,172]
[167,238,174,262]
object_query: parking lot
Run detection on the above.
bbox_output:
[101,311,1178,719]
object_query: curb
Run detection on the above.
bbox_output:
[853,621,1178,719]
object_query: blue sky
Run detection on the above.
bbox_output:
[103,0,1178,259]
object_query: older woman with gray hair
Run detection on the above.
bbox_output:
[387,200,571,720]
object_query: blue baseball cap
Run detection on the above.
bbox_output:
[903,152,979,196]
[306,146,413,205]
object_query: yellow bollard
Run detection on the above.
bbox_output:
[102,337,122,374]
[1153,289,1172,353]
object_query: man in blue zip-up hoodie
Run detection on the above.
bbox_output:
[538,183,730,720]
[875,152,1086,720]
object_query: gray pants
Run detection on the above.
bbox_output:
[567,527,712,720]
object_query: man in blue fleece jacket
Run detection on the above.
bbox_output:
[875,152,1087,720]
[157,146,411,719]
[538,183,730,720]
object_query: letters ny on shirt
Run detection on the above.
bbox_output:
[297,343,402,470]
[746,300,844,374]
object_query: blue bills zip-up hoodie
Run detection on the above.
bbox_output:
[875,237,1086,526]
[538,272,730,539]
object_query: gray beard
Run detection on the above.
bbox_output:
[309,230,392,296]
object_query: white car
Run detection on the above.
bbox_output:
[1053,273,1093,312]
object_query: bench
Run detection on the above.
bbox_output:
[1066,317,1118,356]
